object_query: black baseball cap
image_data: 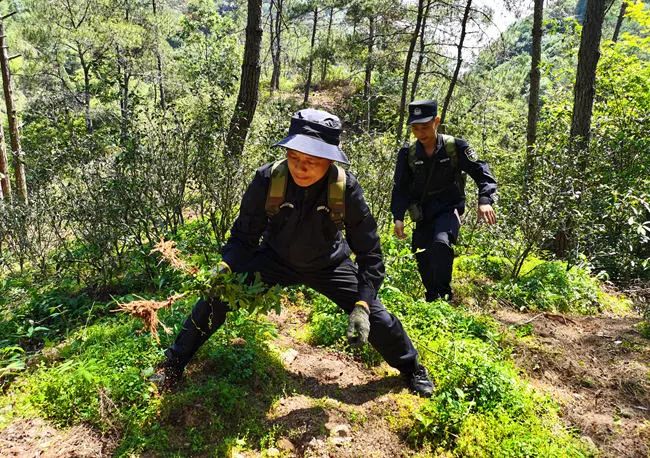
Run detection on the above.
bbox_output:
[407,100,438,124]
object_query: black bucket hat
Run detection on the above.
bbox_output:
[407,99,438,124]
[273,108,349,164]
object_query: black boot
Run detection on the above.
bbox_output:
[402,364,434,398]
[149,360,184,393]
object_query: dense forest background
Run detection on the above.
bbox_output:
[0,0,647,286]
[0,0,648,456]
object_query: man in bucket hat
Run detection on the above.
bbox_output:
[391,100,497,302]
[153,108,434,397]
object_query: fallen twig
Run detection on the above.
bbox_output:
[516,313,544,326]
[544,313,578,325]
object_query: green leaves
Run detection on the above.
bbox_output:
[192,266,282,317]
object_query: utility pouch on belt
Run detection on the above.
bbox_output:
[408,203,423,223]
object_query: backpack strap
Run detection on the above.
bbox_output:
[327,163,347,230]
[265,160,289,217]
[440,134,458,169]
[406,142,418,172]
[440,133,467,194]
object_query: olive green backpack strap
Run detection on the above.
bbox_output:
[440,133,467,193]
[327,164,347,230]
[265,160,289,217]
[406,142,418,172]
[440,134,458,169]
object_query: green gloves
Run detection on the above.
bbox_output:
[206,261,231,297]
[346,301,370,347]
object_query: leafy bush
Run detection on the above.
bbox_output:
[493,261,601,313]
[455,254,624,314]
[383,290,591,454]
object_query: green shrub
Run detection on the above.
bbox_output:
[25,320,160,430]
[380,282,590,454]
[494,261,601,313]
[455,408,595,457]
[455,254,622,314]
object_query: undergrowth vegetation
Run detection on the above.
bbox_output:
[0,225,633,456]
[306,236,605,456]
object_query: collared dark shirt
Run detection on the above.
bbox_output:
[222,163,384,304]
[390,136,497,222]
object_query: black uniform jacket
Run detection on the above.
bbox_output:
[390,136,497,223]
[222,162,385,305]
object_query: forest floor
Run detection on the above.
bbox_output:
[1,301,648,457]
[493,310,650,458]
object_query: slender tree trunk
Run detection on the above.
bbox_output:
[396,0,425,142]
[612,1,627,42]
[570,0,608,151]
[411,0,432,101]
[303,7,318,105]
[0,20,27,203]
[152,0,166,109]
[273,0,283,91]
[225,0,263,157]
[320,7,333,84]
[0,123,11,202]
[78,51,93,133]
[440,0,472,130]
[524,0,544,192]
[269,0,276,94]
[116,45,131,146]
[363,15,374,99]
[558,0,608,262]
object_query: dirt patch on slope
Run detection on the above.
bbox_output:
[0,418,115,457]
[494,310,650,457]
[262,305,419,457]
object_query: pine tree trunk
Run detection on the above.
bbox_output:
[117,44,131,146]
[0,20,27,203]
[0,123,11,202]
[320,7,333,84]
[270,0,283,93]
[524,0,544,191]
[570,0,607,150]
[411,0,432,101]
[612,1,627,42]
[303,7,318,105]
[440,0,472,130]
[79,54,93,133]
[225,0,263,157]
[363,16,374,99]
[269,0,276,93]
[396,0,425,142]
[152,0,166,109]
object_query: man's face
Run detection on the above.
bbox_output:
[410,117,440,144]
[286,149,333,187]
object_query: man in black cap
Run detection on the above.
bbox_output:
[391,100,497,302]
[154,108,434,397]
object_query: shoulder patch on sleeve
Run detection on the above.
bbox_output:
[466,147,479,161]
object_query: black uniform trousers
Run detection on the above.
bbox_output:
[412,209,461,302]
[166,248,419,374]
